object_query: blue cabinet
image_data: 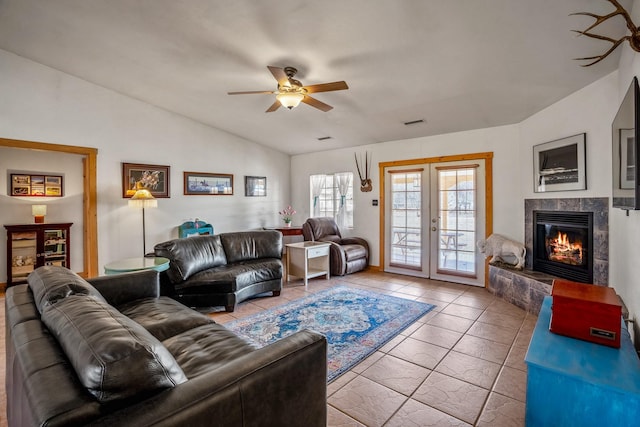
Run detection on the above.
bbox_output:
[178,221,213,238]
[525,296,640,426]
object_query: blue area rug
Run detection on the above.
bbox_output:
[224,286,436,382]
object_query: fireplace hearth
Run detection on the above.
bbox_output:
[533,211,593,283]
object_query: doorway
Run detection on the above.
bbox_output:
[0,138,98,280]
[380,153,492,287]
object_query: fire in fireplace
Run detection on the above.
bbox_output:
[533,211,593,283]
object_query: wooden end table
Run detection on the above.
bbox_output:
[285,241,330,286]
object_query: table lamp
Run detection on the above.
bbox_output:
[128,189,157,256]
[32,205,47,223]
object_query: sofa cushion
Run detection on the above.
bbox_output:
[220,230,282,264]
[163,323,256,378]
[27,265,105,313]
[119,296,215,341]
[174,259,283,293]
[41,295,187,403]
[154,235,228,283]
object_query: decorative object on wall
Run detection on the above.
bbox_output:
[31,205,47,223]
[354,152,372,192]
[227,65,349,113]
[245,176,267,197]
[128,188,157,256]
[572,0,640,66]
[533,134,586,193]
[279,205,296,227]
[122,163,170,198]
[10,173,63,197]
[183,172,233,195]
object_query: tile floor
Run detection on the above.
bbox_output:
[1,271,536,426]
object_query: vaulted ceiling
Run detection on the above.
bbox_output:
[0,0,632,154]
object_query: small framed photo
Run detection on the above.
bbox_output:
[619,129,636,189]
[122,163,170,198]
[10,173,64,197]
[245,176,266,197]
[533,133,586,193]
[184,172,234,195]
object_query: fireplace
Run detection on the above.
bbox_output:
[533,211,593,283]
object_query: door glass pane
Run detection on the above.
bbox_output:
[438,168,476,275]
[390,172,422,268]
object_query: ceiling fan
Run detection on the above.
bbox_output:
[228,66,348,112]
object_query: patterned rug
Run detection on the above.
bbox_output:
[224,286,436,382]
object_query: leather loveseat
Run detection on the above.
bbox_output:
[154,230,283,312]
[302,217,369,276]
[5,266,327,426]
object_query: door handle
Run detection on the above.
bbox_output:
[431,227,437,231]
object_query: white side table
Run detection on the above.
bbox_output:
[285,241,331,286]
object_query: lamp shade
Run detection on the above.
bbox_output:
[276,92,304,109]
[128,189,158,208]
[32,205,47,223]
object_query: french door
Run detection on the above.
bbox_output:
[384,159,486,287]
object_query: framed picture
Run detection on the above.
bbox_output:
[619,128,636,189]
[245,176,266,197]
[122,163,170,198]
[184,172,233,195]
[533,133,586,193]
[10,173,64,197]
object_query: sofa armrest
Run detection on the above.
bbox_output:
[90,329,328,427]
[87,270,160,307]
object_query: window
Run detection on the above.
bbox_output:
[310,173,354,228]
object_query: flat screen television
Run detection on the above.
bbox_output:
[612,76,640,210]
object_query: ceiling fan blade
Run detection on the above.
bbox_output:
[267,66,290,87]
[228,90,274,95]
[303,81,349,94]
[302,95,333,112]
[265,100,281,113]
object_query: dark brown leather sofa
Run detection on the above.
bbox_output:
[154,230,283,312]
[302,217,369,276]
[5,266,327,427]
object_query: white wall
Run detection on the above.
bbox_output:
[0,49,291,277]
[291,124,521,267]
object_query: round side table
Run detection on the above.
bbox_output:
[104,257,170,275]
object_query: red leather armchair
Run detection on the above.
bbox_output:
[302,217,369,276]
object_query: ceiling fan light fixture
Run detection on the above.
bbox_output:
[276,91,304,109]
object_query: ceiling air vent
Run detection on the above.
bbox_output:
[317,136,332,141]
[404,119,425,126]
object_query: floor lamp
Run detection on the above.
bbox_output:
[128,189,157,256]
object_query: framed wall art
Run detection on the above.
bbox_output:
[533,133,586,193]
[122,163,170,198]
[245,176,266,197]
[10,173,63,197]
[184,172,234,195]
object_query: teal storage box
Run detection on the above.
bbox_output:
[179,220,213,238]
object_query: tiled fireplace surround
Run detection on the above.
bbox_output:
[488,197,609,314]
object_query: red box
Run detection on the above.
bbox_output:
[550,280,622,348]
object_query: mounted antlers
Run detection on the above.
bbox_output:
[572,0,640,66]
[354,152,372,192]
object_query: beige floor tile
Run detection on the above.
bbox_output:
[513,330,534,349]
[328,371,357,397]
[435,351,501,389]
[413,371,490,425]
[328,376,407,427]
[493,366,527,403]
[486,299,527,319]
[453,335,511,364]
[427,312,474,333]
[378,333,406,353]
[452,293,495,310]
[350,351,384,374]
[466,321,519,345]
[504,345,528,372]
[327,405,366,427]
[389,337,449,369]
[409,323,463,349]
[361,354,430,395]
[476,392,526,427]
[421,289,460,303]
[476,310,525,330]
[440,303,484,320]
[385,398,472,427]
